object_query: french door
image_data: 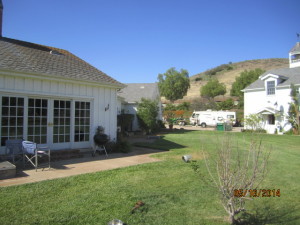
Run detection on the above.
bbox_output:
[1,96,91,149]
[51,100,72,149]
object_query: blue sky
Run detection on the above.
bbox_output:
[2,0,300,83]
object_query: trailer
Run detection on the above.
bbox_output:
[190,110,236,128]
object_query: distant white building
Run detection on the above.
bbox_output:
[243,42,300,134]
[117,83,163,131]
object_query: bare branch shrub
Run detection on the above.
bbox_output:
[202,134,271,224]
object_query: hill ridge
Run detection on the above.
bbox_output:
[162,58,288,103]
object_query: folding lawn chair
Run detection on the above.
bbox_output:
[22,141,51,171]
[5,139,23,165]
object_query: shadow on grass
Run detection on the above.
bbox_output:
[133,136,186,151]
[237,203,300,225]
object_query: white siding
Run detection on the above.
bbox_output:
[0,72,119,150]
[244,81,293,133]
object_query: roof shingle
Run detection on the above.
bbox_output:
[0,37,124,87]
[118,83,160,103]
[244,67,300,90]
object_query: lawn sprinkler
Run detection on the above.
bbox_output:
[182,155,192,163]
[108,219,123,225]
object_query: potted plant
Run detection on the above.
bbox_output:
[163,110,176,129]
[167,118,177,129]
[93,126,109,146]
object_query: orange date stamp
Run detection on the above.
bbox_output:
[233,189,281,198]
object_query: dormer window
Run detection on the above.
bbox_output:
[267,81,275,95]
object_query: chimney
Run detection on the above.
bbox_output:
[0,0,3,37]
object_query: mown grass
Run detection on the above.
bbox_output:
[0,130,299,225]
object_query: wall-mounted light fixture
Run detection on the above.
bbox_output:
[105,104,110,111]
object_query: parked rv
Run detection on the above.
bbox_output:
[190,110,236,128]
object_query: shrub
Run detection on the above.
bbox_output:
[241,129,267,133]
[205,64,233,76]
[115,140,131,153]
[137,98,159,134]
[217,98,234,110]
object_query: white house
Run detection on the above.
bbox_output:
[243,42,300,134]
[117,83,163,131]
[0,2,124,153]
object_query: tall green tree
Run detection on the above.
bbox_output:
[158,67,190,102]
[231,68,265,98]
[288,84,300,134]
[137,98,159,134]
[231,68,265,108]
[200,79,226,99]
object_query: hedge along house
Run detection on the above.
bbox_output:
[0,2,124,153]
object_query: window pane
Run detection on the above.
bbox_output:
[59,135,64,143]
[10,97,17,106]
[17,98,24,106]
[2,117,8,126]
[10,107,16,116]
[28,127,34,135]
[41,136,47,144]
[42,100,47,108]
[17,108,23,116]
[2,97,9,106]
[2,107,8,116]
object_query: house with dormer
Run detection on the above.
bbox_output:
[243,42,300,134]
[0,1,125,153]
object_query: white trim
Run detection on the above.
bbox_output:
[260,73,279,80]
[0,69,124,89]
[0,89,95,100]
[242,88,264,92]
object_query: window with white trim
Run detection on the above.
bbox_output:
[53,100,71,143]
[74,101,90,142]
[28,98,48,144]
[267,81,275,95]
[1,97,24,146]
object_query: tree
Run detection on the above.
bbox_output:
[177,102,190,110]
[201,135,271,224]
[136,98,159,134]
[231,69,265,107]
[200,79,226,99]
[288,84,300,134]
[217,98,234,110]
[158,67,190,102]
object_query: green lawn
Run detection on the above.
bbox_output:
[0,131,299,225]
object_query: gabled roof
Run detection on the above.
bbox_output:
[118,83,160,103]
[255,107,276,115]
[290,42,300,53]
[0,37,125,88]
[243,67,300,91]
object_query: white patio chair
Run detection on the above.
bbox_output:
[22,141,51,171]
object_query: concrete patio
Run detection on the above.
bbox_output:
[0,147,162,187]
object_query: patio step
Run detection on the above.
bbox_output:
[50,149,84,161]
